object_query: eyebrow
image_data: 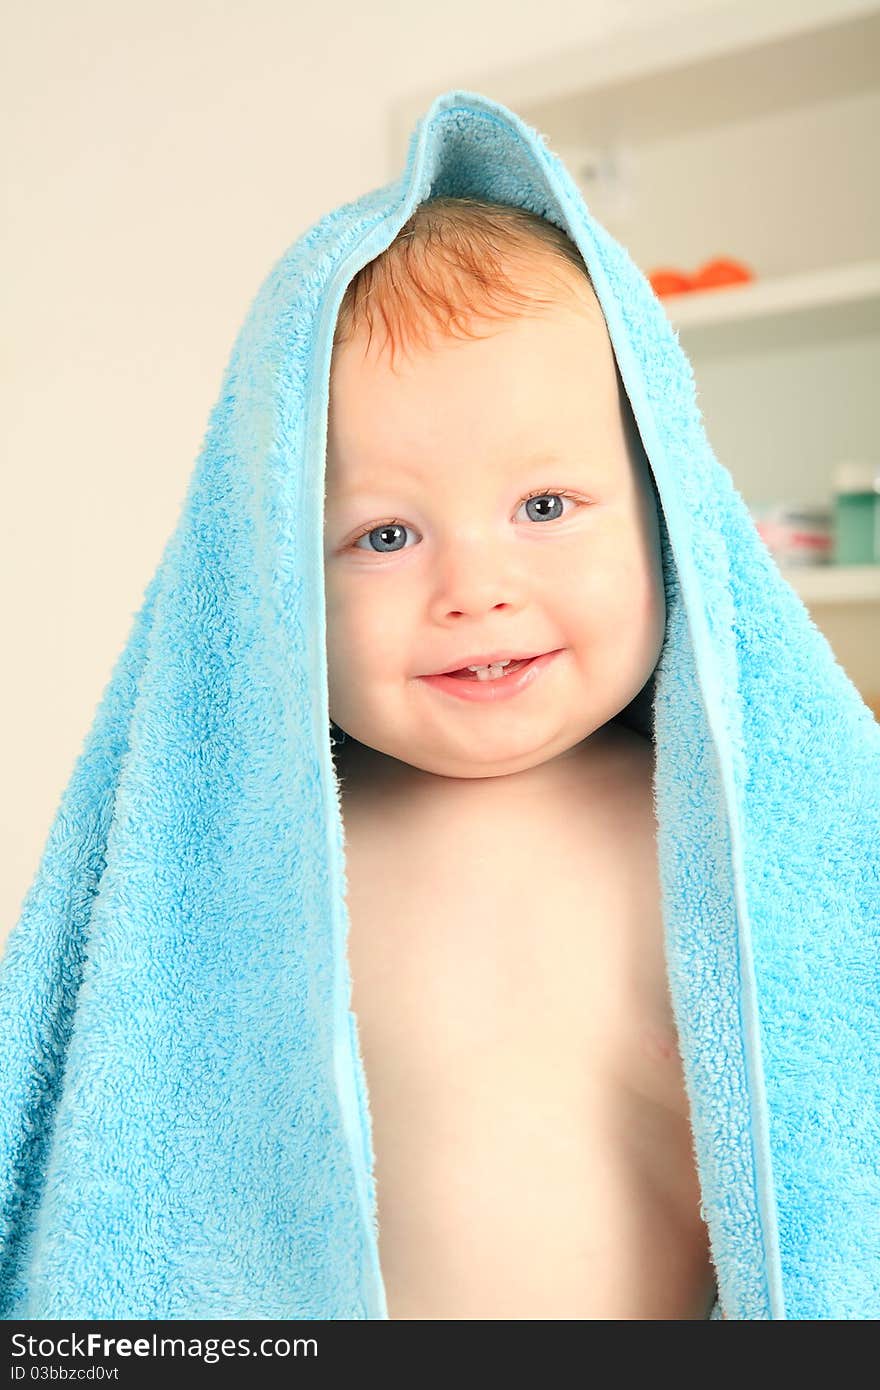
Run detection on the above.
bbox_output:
[330,450,571,500]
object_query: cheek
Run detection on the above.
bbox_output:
[325,574,412,679]
[554,524,663,643]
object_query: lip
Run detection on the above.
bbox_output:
[417,649,564,702]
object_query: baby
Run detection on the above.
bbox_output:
[322,197,719,1320]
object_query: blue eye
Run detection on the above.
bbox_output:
[352,520,414,554]
[350,489,580,554]
[516,489,579,524]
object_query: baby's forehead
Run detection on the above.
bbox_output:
[334,246,608,364]
[325,267,636,489]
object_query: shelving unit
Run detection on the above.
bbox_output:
[665,260,880,334]
[391,0,880,706]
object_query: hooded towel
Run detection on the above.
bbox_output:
[2,89,879,1320]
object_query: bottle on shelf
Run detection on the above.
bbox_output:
[832,462,880,567]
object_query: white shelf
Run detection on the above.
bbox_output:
[665,260,880,332]
[780,564,880,605]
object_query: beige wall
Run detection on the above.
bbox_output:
[0,0,747,939]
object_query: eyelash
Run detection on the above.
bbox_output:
[347,487,583,548]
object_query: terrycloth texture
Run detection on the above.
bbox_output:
[2,89,879,1321]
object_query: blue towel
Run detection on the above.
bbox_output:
[2,88,879,1320]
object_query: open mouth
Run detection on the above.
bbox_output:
[443,657,535,682]
[418,650,562,702]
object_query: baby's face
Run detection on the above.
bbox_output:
[323,274,665,780]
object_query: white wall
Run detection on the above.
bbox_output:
[0,0,734,936]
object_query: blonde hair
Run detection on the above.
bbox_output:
[333,195,599,370]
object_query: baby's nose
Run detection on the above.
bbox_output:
[427,541,527,619]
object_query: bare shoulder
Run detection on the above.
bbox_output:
[593,734,693,1121]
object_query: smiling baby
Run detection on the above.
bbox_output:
[322,196,719,1320]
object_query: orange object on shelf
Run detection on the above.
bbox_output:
[647,268,694,298]
[646,257,756,299]
[690,257,755,289]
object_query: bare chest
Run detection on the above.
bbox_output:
[339,755,717,1319]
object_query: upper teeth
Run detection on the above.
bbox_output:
[467,660,512,681]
